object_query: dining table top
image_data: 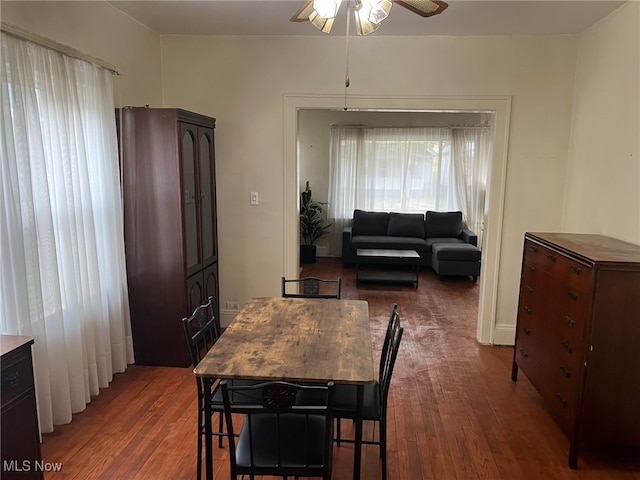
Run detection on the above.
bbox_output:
[194,297,375,385]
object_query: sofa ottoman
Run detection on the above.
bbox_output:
[431,243,481,282]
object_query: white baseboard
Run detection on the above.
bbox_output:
[493,324,516,346]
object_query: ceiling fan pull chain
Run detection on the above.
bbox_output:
[344,1,351,111]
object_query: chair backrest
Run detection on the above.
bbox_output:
[379,304,399,377]
[181,296,220,368]
[379,305,404,410]
[221,380,335,479]
[281,276,342,299]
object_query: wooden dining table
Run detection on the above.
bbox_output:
[194,296,375,480]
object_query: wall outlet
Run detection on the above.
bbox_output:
[250,191,259,205]
[225,301,240,310]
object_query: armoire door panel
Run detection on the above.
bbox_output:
[181,124,200,276]
[198,127,217,266]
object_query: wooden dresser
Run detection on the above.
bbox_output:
[1,335,43,479]
[511,232,640,469]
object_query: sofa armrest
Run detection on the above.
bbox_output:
[342,226,357,266]
[462,228,478,247]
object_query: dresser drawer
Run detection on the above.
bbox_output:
[1,347,35,407]
[545,274,590,348]
[547,365,581,436]
[515,342,554,403]
[523,239,592,292]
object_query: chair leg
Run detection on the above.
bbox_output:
[380,418,387,480]
[218,412,224,448]
[336,418,341,446]
[196,429,202,480]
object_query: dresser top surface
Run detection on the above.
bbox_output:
[527,232,640,264]
[1,335,34,357]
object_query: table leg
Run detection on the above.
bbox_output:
[353,384,364,480]
[203,377,213,480]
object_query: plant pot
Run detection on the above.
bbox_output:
[300,245,317,264]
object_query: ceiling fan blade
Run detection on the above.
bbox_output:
[290,0,315,22]
[393,0,448,18]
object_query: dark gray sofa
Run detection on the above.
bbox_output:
[342,209,478,269]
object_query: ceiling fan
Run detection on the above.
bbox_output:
[290,0,449,36]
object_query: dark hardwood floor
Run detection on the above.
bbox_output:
[40,257,639,479]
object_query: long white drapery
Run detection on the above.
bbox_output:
[327,125,491,254]
[451,127,492,248]
[1,33,134,433]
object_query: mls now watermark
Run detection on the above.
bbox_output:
[3,460,63,472]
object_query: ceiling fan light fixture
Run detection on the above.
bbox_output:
[364,0,392,24]
[312,0,343,19]
[309,10,335,33]
[354,14,380,36]
[354,0,381,35]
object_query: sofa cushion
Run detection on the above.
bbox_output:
[351,235,429,252]
[426,237,464,249]
[425,211,463,238]
[386,213,425,238]
[352,210,389,236]
[432,243,481,261]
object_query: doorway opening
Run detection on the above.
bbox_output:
[284,94,512,345]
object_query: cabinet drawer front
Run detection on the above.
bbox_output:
[524,239,592,292]
[545,274,590,347]
[1,350,34,406]
[547,366,580,436]
[515,342,554,402]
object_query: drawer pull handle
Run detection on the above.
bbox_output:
[555,393,567,406]
[562,341,574,353]
[527,265,536,272]
[547,254,557,263]
[564,316,575,328]
[4,371,19,388]
[524,306,532,315]
[560,366,571,378]
[567,291,578,301]
[522,326,531,336]
[519,348,529,359]
[528,245,538,253]
[526,285,534,293]
[570,265,581,275]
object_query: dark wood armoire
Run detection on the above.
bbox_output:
[119,107,219,367]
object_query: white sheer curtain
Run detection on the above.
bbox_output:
[327,126,454,255]
[1,32,134,433]
[327,127,361,255]
[451,127,492,248]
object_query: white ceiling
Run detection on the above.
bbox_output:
[107,0,626,37]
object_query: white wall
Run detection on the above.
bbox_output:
[563,1,640,244]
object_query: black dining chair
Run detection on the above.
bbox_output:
[181,297,261,479]
[333,303,404,480]
[220,380,336,480]
[182,297,221,480]
[281,276,342,299]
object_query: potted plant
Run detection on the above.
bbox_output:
[299,181,332,264]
